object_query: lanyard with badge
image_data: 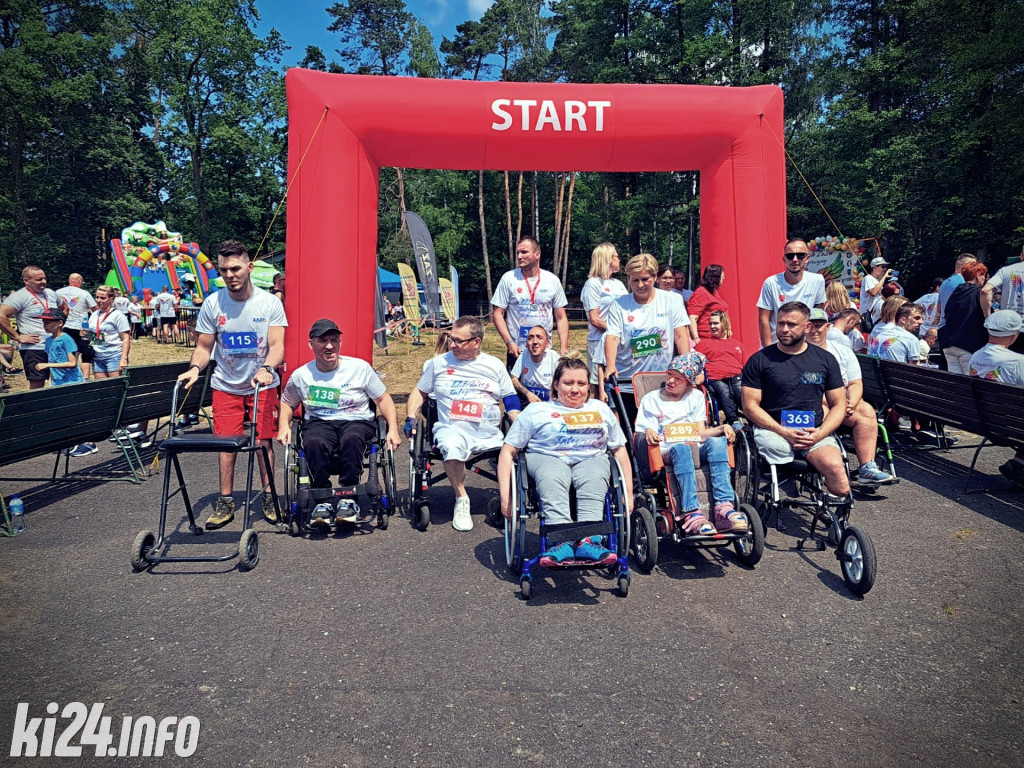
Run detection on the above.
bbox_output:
[93,308,113,345]
[518,273,546,340]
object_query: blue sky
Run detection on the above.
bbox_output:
[254,0,489,67]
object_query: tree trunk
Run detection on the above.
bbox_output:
[397,168,408,231]
[561,172,576,286]
[478,170,493,300]
[504,171,514,268]
[552,172,565,276]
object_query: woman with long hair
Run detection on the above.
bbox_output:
[580,242,627,394]
[686,264,728,346]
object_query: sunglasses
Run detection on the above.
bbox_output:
[784,252,810,260]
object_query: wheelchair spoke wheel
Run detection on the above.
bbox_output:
[839,525,876,595]
[732,430,758,506]
[732,503,764,567]
[384,445,398,509]
[629,504,658,573]
[505,472,526,573]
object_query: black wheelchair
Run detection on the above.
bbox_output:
[406,396,504,531]
[132,381,280,572]
[504,452,632,600]
[732,427,877,595]
[281,409,397,536]
[606,373,763,574]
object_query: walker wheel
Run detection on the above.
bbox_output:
[617,574,630,597]
[416,501,430,532]
[378,511,390,530]
[238,529,259,571]
[520,577,532,601]
[131,530,156,572]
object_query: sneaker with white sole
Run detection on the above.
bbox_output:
[857,460,895,485]
[452,496,473,531]
[310,502,333,527]
[334,499,360,525]
[68,443,98,457]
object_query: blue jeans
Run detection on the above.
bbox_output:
[666,436,735,512]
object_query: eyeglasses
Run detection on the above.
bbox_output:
[784,252,810,260]
[449,336,480,346]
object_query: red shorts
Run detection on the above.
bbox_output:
[212,388,279,440]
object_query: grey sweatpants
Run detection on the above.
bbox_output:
[525,452,610,525]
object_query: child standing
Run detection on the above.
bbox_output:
[37,309,83,386]
[635,352,748,536]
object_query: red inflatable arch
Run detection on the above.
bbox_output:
[284,70,785,370]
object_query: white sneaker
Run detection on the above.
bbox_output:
[452,496,473,531]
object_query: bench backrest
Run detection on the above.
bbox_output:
[855,354,892,413]
[116,361,199,427]
[971,377,1024,448]
[0,378,126,465]
[878,360,986,435]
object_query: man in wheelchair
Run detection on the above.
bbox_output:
[406,316,521,531]
[741,301,851,499]
[635,351,747,536]
[277,318,401,526]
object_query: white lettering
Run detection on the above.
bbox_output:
[153,717,177,757]
[536,100,561,131]
[512,99,537,130]
[588,100,611,131]
[565,100,587,131]
[10,703,41,757]
[490,99,512,131]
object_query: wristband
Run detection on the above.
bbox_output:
[504,339,514,346]
[261,365,275,374]
[188,364,201,373]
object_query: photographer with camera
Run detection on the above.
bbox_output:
[860,257,895,325]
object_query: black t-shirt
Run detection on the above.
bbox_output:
[741,343,844,427]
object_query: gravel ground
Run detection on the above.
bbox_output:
[1,427,1023,767]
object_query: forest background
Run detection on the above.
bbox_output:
[1,0,1021,303]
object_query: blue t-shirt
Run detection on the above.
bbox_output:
[44,333,83,386]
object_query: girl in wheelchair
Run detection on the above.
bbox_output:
[635,352,748,536]
[499,356,633,566]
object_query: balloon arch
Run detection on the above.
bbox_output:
[284,71,785,370]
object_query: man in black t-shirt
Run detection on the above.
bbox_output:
[741,301,851,497]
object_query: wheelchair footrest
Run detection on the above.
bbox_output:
[542,521,614,544]
[541,556,621,570]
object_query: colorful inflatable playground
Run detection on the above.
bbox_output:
[104,221,280,297]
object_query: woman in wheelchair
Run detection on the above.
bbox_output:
[635,352,747,536]
[498,356,633,566]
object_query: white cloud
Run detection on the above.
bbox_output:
[467,0,493,18]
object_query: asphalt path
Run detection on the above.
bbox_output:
[1,429,1023,766]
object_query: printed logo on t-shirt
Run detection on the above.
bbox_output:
[800,371,823,385]
[218,315,227,325]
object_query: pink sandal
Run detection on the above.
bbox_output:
[713,502,748,533]
[680,511,716,536]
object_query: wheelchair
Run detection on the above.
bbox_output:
[607,373,764,573]
[504,452,632,600]
[281,409,397,536]
[732,426,877,596]
[132,381,280,572]
[407,396,504,531]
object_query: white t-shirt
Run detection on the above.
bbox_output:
[2,287,61,350]
[195,288,288,395]
[128,301,143,323]
[873,325,925,364]
[985,263,1024,315]
[915,291,941,333]
[510,348,560,401]
[491,268,568,343]
[113,296,131,314]
[87,307,131,360]
[504,399,625,466]
[866,322,893,357]
[969,344,1024,385]
[635,387,707,455]
[416,351,516,441]
[581,277,628,343]
[823,340,862,387]
[282,357,385,422]
[827,326,851,349]
[56,286,96,328]
[757,272,827,343]
[860,274,883,322]
[155,291,176,318]
[605,289,689,391]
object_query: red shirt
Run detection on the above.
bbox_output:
[697,336,746,380]
[686,286,729,339]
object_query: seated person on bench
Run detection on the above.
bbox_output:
[741,301,851,499]
[406,315,521,532]
[635,352,746,536]
[806,308,895,485]
[277,318,401,526]
[510,325,560,407]
[499,356,633,565]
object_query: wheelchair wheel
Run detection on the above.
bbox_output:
[505,461,526,573]
[415,501,430,532]
[839,525,876,595]
[732,503,764,567]
[282,422,301,519]
[131,530,156,572]
[629,504,658,573]
[609,455,631,557]
[617,573,630,597]
[732,430,758,506]
[383,443,398,511]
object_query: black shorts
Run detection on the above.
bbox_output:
[21,349,49,382]
[73,331,95,363]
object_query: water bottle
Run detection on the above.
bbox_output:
[9,494,26,534]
